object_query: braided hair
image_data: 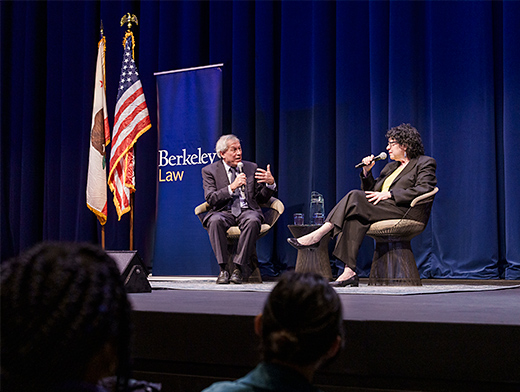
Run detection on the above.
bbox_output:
[259,272,344,366]
[1,242,133,392]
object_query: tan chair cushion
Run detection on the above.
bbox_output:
[367,219,425,237]
[227,223,271,239]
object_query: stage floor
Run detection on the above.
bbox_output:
[128,279,520,392]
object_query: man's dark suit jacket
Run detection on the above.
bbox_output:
[201,160,276,226]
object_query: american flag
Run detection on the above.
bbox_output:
[108,32,151,220]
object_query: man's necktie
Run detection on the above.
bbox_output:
[229,167,241,217]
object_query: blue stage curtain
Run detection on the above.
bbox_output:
[2,1,519,279]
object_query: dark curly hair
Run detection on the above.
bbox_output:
[385,123,425,159]
[1,242,133,392]
[259,272,344,366]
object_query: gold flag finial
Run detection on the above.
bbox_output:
[120,13,138,31]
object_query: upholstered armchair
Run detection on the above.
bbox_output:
[367,187,439,286]
[194,197,285,283]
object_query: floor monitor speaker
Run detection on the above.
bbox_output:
[106,250,152,293]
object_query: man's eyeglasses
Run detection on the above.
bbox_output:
[387,140,399,147]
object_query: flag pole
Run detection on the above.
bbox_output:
[120,13,139,251]
[109,13,150,251]
[101,20,106,251]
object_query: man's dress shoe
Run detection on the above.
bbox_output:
[329,274,359,287]
[230,269,243,284]
[216,270,230,284]
[287,237,320,250]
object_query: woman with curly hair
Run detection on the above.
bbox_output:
[202,271,344,392]
[1,242,133,392]
[288,124,437,287]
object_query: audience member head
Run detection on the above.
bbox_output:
[215,134,240,159]
[385,123,425,159]
[1,242,133,392]
[256,272,344,375]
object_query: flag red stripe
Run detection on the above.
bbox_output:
[104,117,111,146]
[113,100,148,143]
[110,160,130,217]
[112,98,147,148]
[109,116,151,169]
[114,87,145,127]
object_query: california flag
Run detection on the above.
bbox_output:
[86,36,110,225]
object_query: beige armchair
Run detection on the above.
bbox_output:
[366,187,439,286]
[194,197,285,283]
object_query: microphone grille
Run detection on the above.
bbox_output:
[236,162,244,172]
[379,152,387,160]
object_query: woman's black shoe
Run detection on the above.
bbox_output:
[329,274,359,287]
[287,237,319,250]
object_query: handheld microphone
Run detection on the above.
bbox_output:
[354,152,387,168]
[236,162,245,193]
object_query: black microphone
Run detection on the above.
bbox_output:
[236,162,245,193]
[354,152,387,168]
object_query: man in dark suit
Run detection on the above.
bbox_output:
[202,134,277,284]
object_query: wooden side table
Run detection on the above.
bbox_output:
[288,224,333,281]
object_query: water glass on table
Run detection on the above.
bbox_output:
[293,213,304,225]
[313,213,324,225]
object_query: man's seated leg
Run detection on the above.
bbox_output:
[231,210,262,283]
[206,211,235,284]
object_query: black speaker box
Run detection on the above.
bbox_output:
[106,250,152,293]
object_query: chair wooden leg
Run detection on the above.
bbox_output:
[245,249,263,283]
[368,240,422,286]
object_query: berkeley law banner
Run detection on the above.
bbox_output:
[152,64,223,275]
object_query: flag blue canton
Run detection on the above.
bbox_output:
[117,37,140,101]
